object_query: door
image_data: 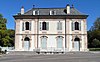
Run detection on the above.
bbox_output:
[74,38,80,51]
[24,41,30,51]
[74,41,79,51]
[41,36,47,49]
[24,37,30,51]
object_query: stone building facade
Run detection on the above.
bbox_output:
[13,4,88,52]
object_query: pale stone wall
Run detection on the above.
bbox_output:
[14,18,88,51]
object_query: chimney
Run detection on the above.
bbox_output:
[21,6,24,15]
[66,4,70,14]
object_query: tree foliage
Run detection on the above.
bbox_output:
[88,17,100,48]
[0,13,15,47]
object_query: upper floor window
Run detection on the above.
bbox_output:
[50,10,56,15]
[33,10,39,15]
[75,22,79,30]
[71,21,81,31]
[57,21,62,30]
[25,22,29,30]
[40,22,49,31]
[22,22,31,31]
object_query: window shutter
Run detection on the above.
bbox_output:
[46,22,49,30]
[40,22,42,31]
[22,22,24,31]
[29,22,31,31]
[71,22,74,31]
[57,22,59,30]
[59,22,62,30]
[73,22,75,31]
[79,22,81,31]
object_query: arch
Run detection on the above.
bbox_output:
[75,22,79,30]
[74,37,80,51]
[25,22,29,30]
[24,37,30,51]
[74,38,80,41]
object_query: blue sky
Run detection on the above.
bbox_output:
[0,0,100,30]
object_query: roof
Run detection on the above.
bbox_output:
[13,5,89,19]
[23,7,86,15]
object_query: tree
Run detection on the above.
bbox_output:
[92,38,100,48]
[0,14,3,18]
[0,13,15,47]
[88,17,100,48]
[94,17,100,30]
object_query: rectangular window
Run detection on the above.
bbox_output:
[50,10,56,15]
[40,22,49,31]
[57,22,62,30]
[33,10,39,15]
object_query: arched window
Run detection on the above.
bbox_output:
[57,36,63,48]
[41,36,47,49]
[42,22,46,30]
[75,22,79,30]
[25,22,29,30]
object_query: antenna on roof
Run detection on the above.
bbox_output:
[33,5,35,8]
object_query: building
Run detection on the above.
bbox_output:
[13,4,88,52]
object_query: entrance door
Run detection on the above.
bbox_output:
[74,38,80,51]
[24,37,30,51]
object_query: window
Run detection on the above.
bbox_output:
[42,22,46,30]
[75,22,79,30]
[50,10,56,15]
[33,10,39,15]
[57,21,62,30]
[22,22,31,31]
[40,22,49,30]
[72,21,81,31]
[41,36,47,49]
[57,36,63,48]
[25,22,29,30]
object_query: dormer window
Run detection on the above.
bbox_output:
[33,10,39,15]
[50,10,56,15]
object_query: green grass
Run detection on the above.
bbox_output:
[89,48,100,51]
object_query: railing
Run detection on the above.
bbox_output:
[0,46,14,51]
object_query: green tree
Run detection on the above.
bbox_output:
[92,38,100,48]
[88,17,100,48]
[0,13,15,47]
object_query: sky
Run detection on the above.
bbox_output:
[0,0,100,30]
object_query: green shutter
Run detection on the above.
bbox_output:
[40,22,42,31]
[29,22,31,31]
[46,22,49,30]
[79,22,81,31]
[71,22,74,31]
[59,22,62,30]
[22,22,24,31]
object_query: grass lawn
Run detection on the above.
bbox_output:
[89,48,100,51]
